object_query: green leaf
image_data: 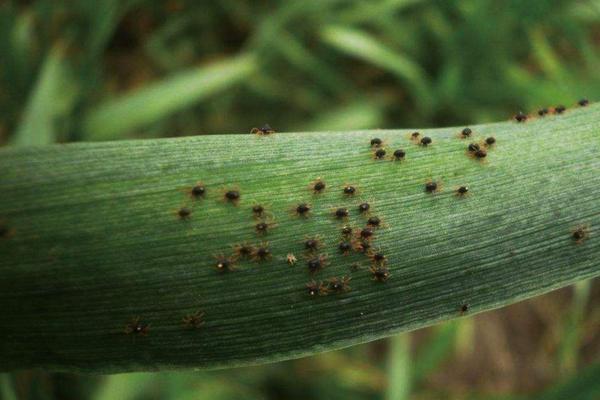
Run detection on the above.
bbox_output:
[82,53,257,141]
[0,104,599,373]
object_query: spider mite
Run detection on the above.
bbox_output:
[304,235,323,252]
[310,178,326,194]
[328,276,351,293]
[367,216,383,228]
[459,303,470,315]
[373,148,387,159]
[352,238,372,253]
[233,242,254,259]
[222,188,241,205]
[252,242,272,262]
[554,105,566,114]
[538,108,549,117]
[420,136,432,146]
[368,249,387,265]
[455,185,469,197]
[467,142,480,153]
[571,225,590,244]
[182,310,205,329]
[514,111,527,122]
[343,184,358,196]
[292,202,312,218]
[370,265,390,282]
[470,148,487,160]
[252,204,266,218]
[370,137,383,147]
[214,254,237,272]
[358,201,371,214]
[125,317,149,336]
[255,219,276,235]
[190,182,206,199]
[357,227,375,241]
[341,225,353,237]
[393,149,406,161]
[287,253,298,266]
[578,98,589,107]
[424,180,441,194]
[251,123,275,135]
[306,280,328,297]
[460,128,472,138]
[338,241,352,255]
[307,254,328,274]
[333,207,349,220]
[484,136,496,146]
[410,131,421,141]
[177,207,192,220]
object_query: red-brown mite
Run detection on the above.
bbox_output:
[251,123,275,135]
[125,317,149,335]
[182,310,205,329]
[252,242,272,261]
[352,238,372,253]
[307,254,328,274]
[255,219,276,235]
[370,266,390,282]
[306,280,329,296]
[304,235,323,252]
[214,254,237,272]
[368,250,387,265]
[328,276,351,293]
[357,227,375,241]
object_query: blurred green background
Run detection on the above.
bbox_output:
[1,0,600,399]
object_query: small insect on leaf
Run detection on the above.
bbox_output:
[538,108,549,117]
[306,280,328,297]
[333,207,349,220]
[514,111,528,122]
[455,186,469,197]
[554,105,566,114]
[571,225,590,244]
[310,178,326,194]
[370,137,383,147]
[338,241,352,255]
[460,303,470,315]
[393,149,406,161]
[370,265,390,282]
[251,123,275,135]
[287,253,297,266]
[223,188,241,205]
[307,254,328,274]
[420,136,432,146]
[460,128,472,138]
[191,183,206,199]
[410,131,421,141]
[252,242,272,262]
[374,148,387,159]
[214,254,237,272]
[293,203,312,218]
[304,235,323,252]
[233,242,254,259]
[467,143,480,153]
[424,180,441,194]
[341,225,353,237]
[328,276,351,294]
[368,250,387,265]
[178,207,192,220]
[367,216,382,228]
[343,184,357,196]
[252,204,266,218]
[255,220,276,235]
[485,137,496,146]
[578,98,589,107]
[125,317,149,336]
[182,310,205,329]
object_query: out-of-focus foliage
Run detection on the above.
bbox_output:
[2,0,600,144]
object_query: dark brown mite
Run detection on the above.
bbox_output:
[461,128,472,138]
[338,241,352,255]
[252,242,272,261]
[251,123,275,135]
[578,98,589,107]
[460,303,470,315]
[370,266,390,282]
[474,149,487,159]
[233,243,254,259]
[178,207,192,219]
[328,276,351,293]
[343,185,357,196]
[538,108,549,116]
[420,136,432,146]
[367,216,381,228]
[352,238,371,253]
[307,254,328,274]
[182,310,205,329]
[334,207,349,219]
[554,105,566,114]
[255,221,275,235]
[214,255,236,272]
[358,202,371,214]
[304,236,322,251]
[393,149,406,160]
[370,138,383,147]
[424,181,439,193]
[252,204,265,217]
[341,226,353,237]
[359,227,374,240]
[125,317,149,335]
[374,148,387,159]
[224,190,240,204]
[311,178,326,194]
[571,225,589,244]
[485,137,496,146]
[368,250,387,264]
[295,203,311,217]
[191,184,206,198]
[456,186,469,196]
[306,280,328,296]
[411,131,420,139]
[468,143,480,152]
[514,111,528,122]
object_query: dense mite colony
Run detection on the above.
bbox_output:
[251,124,275,135]
[461,128,472,138]
[306,280,328,296]
[343,185,357,196]
[125,317,149,335]
[393,149,406,160]
[182,311,205,329]
[224,189,240,204]
[191,183,206,198]
[554,105,566,114]
[374,148,387,159]
[370,266,390,282]
[571,225,589,244]
[328,276,351,293]
[307,254,328,274]
[420,136,432,146]
[370,138,383,147]
[514,111,527,122]
[214,255,236,272]
[311,178,326,194]
[178,207,192,219]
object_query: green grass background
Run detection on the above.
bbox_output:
[1,0,599,399]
